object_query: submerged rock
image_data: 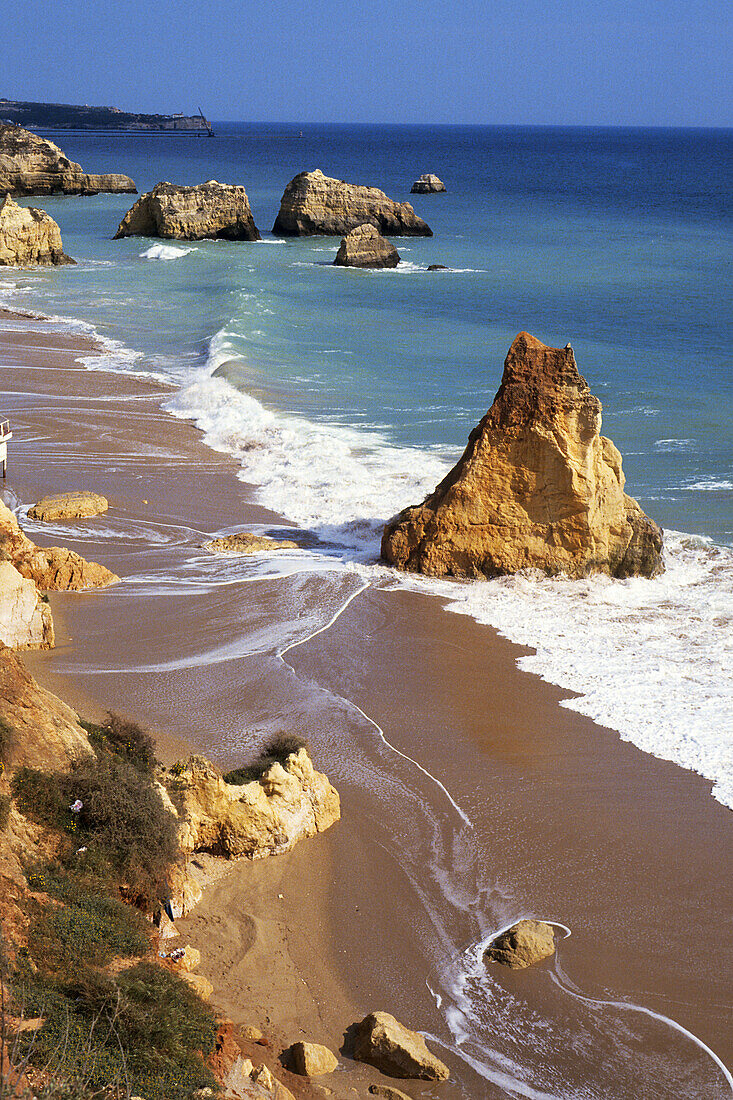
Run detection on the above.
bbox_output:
[205,532,298,554]
[164,749,340,860]
[411,173,446,194]
[484,920,556,970]
[114,180,261,241]
[333,223,400,268]
[382,332,664,579]
[427,264,447,271]
[352,1011,449,1081]
[28,491,108,521]
[0,123,136,196]
[273,169,432,237]
[0,194,74,266]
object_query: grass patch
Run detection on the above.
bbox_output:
[0,717,15,765]
[10,767,69,830]
[224,732,308,785]
[80,712,156,771]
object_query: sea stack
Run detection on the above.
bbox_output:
[411,173,446,193]
[382,332,664,579]
[273,169,432,237]
[114,181,261,241]
[0,193,74,266]
[0,123,136,196]
[333,224,401,268]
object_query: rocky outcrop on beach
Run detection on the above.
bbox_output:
[205,532,298,554]
[0,124,136,196]
[29,491,108,521]
[114,181,261,241]
[484,920,556,970]
[0,563,54,649]
[352,1012,450,1081]
[0,499,118,602]
[163,749,340,860]
[333,224,401,268]
[411,173,446,194]
[0,194,74,267]
[382,332,664,579]
[272,170,432,237]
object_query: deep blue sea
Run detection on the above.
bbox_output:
[1,123,732,806]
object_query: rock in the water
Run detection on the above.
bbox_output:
[0,194,74,266]
[484,920,556,970]
[0,124,136,196]
[410,173,446,194]
[164,748,340,860]
[382,332,664,579]
[205,532,298,554]
[0,561,54,649]
[0,499,118,592]
[28,491,108,521]
[352,1012,449,1081]
[114,180,260,241]
[427,264,447,271]
[333,224,400,269]
[287,1041,338,1077]
[273,170,432,237]
[369,1087,413,1100]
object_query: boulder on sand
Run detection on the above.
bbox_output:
[411,173,446,193]
[205,532,298,554]
[484,919,556,970]
[333,224,401,269]
[352,1011,449,1081]
[382,332,664,580]
[114,180,261,241]
[0,123,136,196]
[0,194,74,267]
[286,1041,338,1076]
[28,491,108,521]
[273,169,432,237]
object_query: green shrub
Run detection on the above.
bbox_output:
[224,732,307,785]
[27,883,150,973]
[65,755,180,906]
[80,713,156,771]
[10,767,69,829]
[0,717,15,764]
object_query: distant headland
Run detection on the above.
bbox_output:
[0,98,212,133]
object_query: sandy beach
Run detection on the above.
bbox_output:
[3,307,732,1100]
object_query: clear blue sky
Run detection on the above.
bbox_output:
[4,0,732,126]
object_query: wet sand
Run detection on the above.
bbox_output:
[3,309,732,1099]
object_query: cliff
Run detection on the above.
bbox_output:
[0,124,136,196]
[114,180,261,241]
[0,98,210,132]
[382,333,664,579]
[0,193,74,266]
[273,170,432,237]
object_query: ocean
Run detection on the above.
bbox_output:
[2,122,732,1098]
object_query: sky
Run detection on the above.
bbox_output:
[4,0,732,127]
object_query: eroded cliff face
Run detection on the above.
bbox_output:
[273,170,433,237]
[382,332,664,579]
[163,751,341,861]
[0,124,136,196]
[0,500,118,592]
[114,181,261,241]
[0,194,74,266]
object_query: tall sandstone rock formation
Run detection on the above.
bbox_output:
[273,169,432,236]
[382,333,663,579]
[0,194,74,266]
[114,181,261,241]
[333,223,401,268]
[0,124,136,195]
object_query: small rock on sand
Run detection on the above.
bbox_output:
[286,1040,339,1076]
[484,919,556,969]
[353,1011,449,1081]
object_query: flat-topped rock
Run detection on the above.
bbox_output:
[352,1012,449,1081]
[333,224,400,269]
[273,169,432,237]
[0,123,136,196]
[382,332,664,579]
[484,920,556,969]
[0,194,74,266]
[205,532,298,554]
[411,173,446,193]
[28,491,108,521]
[114,180,260,241]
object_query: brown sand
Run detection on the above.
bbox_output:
[3,309,732,1099]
